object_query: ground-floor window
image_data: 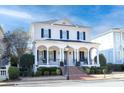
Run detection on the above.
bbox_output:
[49,50,56,62]
[79,51,84,61]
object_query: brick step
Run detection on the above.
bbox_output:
[60,66,89,80]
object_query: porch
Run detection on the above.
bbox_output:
[33,40,100,71]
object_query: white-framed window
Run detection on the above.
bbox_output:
[77,31,85,40]
[79,32,83,40]
[41,28,51,38]
[49,51,56,61]
[44,29,49,38]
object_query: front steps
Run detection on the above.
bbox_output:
[60,66,90,80]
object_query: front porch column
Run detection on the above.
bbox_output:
[47,47,49,65]
[76,49,79,62]
[74,49,77,64]
[87,49,90,65]
[62,48,64,62]
[59,48,62,61]
[33,43,38,72]
[97,49,100,66]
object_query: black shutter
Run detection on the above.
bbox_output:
[77,31,79,40]
[48,29,51,38]
[67,30,69,39]
[83,32,85,40]
[53,50,56,61]
[41,28,44,38]
[60,30,62,39]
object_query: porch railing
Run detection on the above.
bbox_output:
[0,65,9,81]
[38,59,60,66]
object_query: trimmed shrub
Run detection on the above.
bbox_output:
[82,67,90,74]
[36,67,62,76]
[90,67,96,74]
[56,68,61,75]
[112,64,124,71]
[95,53,107,67]
[8,66,20,80]
[10,56,18,67]
[20,54,34,76]
[34,71,42,77]
[44,71,49,76]
[106,63,113,74]
[82,66,112,74]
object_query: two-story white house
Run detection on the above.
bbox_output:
[30,19,100,72]
[92,28,124,64]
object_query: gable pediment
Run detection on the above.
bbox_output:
[52,19,75,26]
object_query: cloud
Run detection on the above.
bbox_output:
[0,8,33,20]
[92,6,124,38]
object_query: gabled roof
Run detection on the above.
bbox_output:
[33,19,89,28]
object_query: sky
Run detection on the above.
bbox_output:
[0,5,124,38]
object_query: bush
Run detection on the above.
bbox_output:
[8,66,20,80]
[82,67,90,74]
[36,67,62,76]
[34,71,42,77]
[106,63,113,73]
[95,54,107,67]
[82,66,112,74]
[112,64,124,71]
[10,56,18,67]
[90,67,96,74]
[20,54,34,76]
[56,68,61,75]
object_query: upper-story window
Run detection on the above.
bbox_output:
[41,28,51,38]
[60,30,69,40]
[77,31,85,40]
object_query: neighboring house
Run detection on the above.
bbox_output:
[92,28,124,64]
[30,19,100,72]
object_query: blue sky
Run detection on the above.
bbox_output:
[0,5,124,37]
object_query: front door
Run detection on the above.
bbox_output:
[68,51,74,66]
[64,50,74,66]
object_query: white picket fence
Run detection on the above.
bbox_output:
[0,65,9,81]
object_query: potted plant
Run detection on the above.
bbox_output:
[60,61,64,66]
[76,61,80,66]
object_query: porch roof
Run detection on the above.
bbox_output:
[45,39,100,45]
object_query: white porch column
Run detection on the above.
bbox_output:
[33,42,38,72]
[87,49,90,65]
[62,48,64,62]
[74,49,77,63]
[59,48,62,61]
[47,47,49,65]
[76,49,79,62]
[97,49,100,66]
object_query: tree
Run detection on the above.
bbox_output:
[95,53,107,67]
[3,28,29,67]
[20,54,34,76]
